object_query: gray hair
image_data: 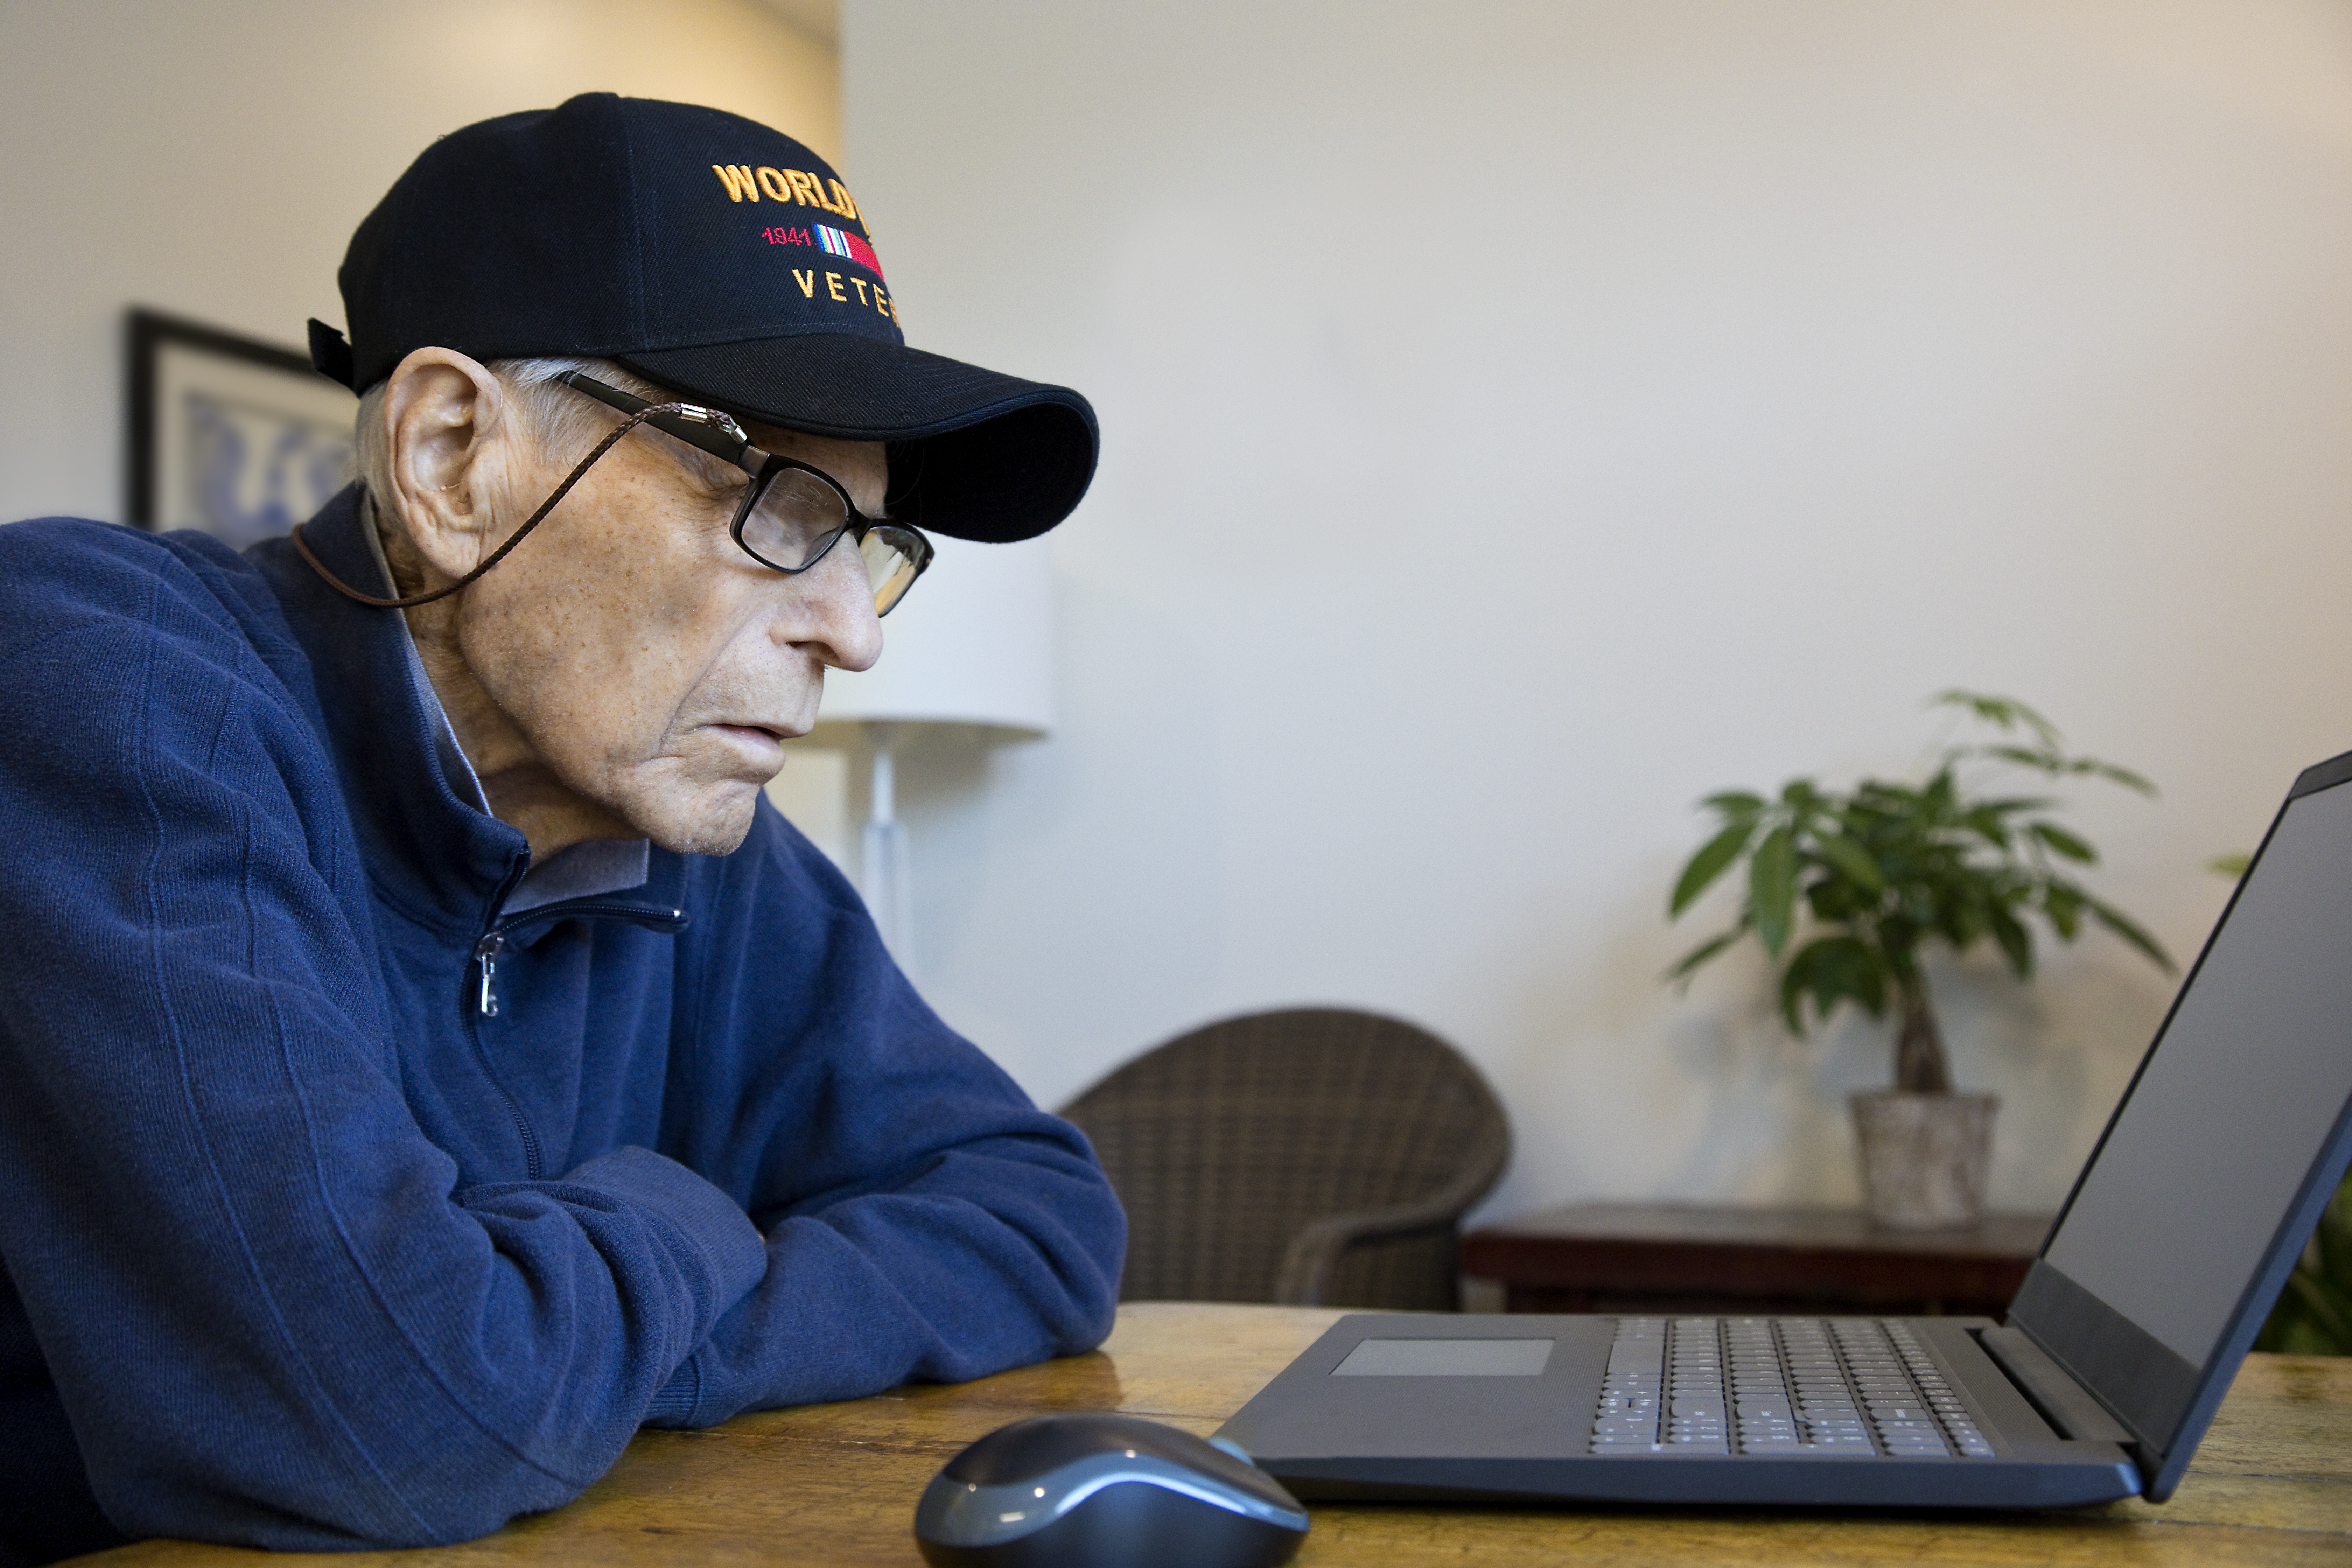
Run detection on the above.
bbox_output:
[352,355,671,520]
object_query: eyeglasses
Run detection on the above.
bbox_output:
[293,371,932,616]
[557,372,931,617]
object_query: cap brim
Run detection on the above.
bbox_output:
[616,334,1097,544]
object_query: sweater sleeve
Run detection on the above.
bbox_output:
[648,803,1127,1427]
[0,524,767,1550]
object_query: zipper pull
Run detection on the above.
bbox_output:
[475,931,506,1017]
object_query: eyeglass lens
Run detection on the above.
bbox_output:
[738,468,926,615]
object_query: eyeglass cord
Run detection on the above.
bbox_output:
[290,402,694,610]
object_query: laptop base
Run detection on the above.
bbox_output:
[1217,1314,2140,1510]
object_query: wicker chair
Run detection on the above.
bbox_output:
[1059,1008,1511,1310]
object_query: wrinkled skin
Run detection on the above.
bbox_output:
[375,346,884,860]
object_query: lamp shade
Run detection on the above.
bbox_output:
[811,532,1055,737]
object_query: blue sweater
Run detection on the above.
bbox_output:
[0,492,1124,1564]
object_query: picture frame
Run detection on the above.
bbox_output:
[125,307,358,546]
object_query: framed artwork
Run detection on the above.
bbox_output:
[125,308,357,546]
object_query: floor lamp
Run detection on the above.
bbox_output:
[809,533,1054,970]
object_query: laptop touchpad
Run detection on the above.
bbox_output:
[1331,1338,1555,1376]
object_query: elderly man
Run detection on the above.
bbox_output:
[0,96,1122,1565]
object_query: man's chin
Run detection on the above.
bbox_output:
[632,788,761,858]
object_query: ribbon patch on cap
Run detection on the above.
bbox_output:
[813,224,884,280]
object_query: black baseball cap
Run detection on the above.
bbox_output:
[310,93,1096,544]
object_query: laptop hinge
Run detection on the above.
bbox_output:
[1975,1325,2134,1445]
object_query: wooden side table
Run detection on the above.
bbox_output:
[1461,1202,2052,1318]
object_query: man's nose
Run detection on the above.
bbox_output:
[786,540,885,672]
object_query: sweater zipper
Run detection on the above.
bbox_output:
[464,895,691,1182]
[471,900,691,1018]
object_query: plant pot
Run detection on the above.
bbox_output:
[1849,1091,1998,1231]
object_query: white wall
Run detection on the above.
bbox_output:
[0,0,837,526]
[839,0,2352,1222]
[10,0,2350,1228]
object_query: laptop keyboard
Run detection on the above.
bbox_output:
[1591,1317,1996,1458]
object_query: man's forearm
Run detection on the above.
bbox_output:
[650,1132,1126,1426]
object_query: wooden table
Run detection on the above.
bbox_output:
[72,1303,2352,1567]
[1462,1203,2053,1318]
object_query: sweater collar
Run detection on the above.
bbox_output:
[250,485,682,933]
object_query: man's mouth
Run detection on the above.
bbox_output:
[711,722,791,754]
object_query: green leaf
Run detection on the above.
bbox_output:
[2208,852,2251,879]
[2081,759,2158,798]
[2085,895,2175,974]
[1974,794,2051,817]
[2281,1269,2352,1356]
[2315,1186,2352,1292]
[1984,743,2068,776]
[1809,832,1886,894]
[2043,881,2084,941]
[1934,690,2060,747]
[1778,935,1888,1032]
[1987,905,2034,979]
[1750,827,1799,957]
[1921,768,1959,814]
[1960,806,2015,849]
[1806,873,1876,923]
[1664,928,1744,988]
[1700,790,1767,821]
[1670,820,1757,917]
[2029,821,2098,864]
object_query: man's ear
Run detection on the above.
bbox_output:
[381,347,516,582]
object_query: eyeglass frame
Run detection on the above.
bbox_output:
[292,370,934,616]
[556,371,933,615]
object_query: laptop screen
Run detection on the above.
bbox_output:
[2039,772,2352,1368]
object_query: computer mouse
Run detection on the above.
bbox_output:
[913,1411,1309,1568]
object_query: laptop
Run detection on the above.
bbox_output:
[1217,748,2352,1508]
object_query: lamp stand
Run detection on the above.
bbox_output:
[860,723,916,967]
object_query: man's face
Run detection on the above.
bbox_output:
[442,386,886,857]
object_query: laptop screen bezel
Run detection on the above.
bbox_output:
[2009,750,2352,1501]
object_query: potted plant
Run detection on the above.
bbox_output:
[1665,692,2174,1229]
